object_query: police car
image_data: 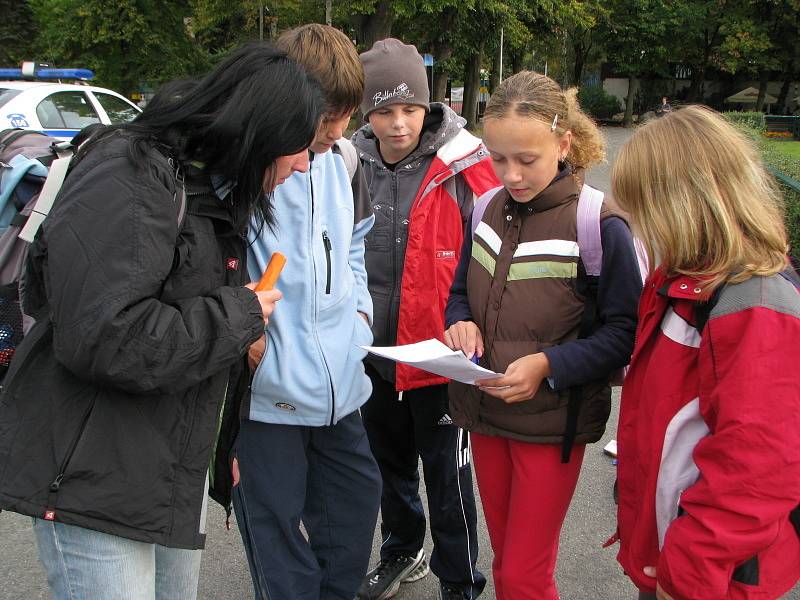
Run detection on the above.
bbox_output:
[0,65,141,140]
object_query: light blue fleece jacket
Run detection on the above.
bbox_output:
[246,143,375,426]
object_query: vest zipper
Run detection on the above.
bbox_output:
[45,397,97,520]
[322,230,332,294]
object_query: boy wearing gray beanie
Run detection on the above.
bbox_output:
[353,38,498,600]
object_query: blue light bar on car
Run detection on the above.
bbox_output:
[0,68,94,80]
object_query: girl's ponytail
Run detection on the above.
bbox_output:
[563,87,605,168]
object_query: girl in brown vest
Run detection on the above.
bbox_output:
[444,72,642,599]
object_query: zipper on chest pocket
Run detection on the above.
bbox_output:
[322,230,332,294]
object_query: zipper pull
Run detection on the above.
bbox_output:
[44,473,65,521]
[49,473,64,493]
[322,231,332,251]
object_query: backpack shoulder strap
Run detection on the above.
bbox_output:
[335,137,358,181]
[17,154,72,243]
[471,185,504,237]
[577,183,604,277]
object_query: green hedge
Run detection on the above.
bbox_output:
[578,85,621,120]
[764,146,800,255]
[723,111,766,132]
[727,119,800,253]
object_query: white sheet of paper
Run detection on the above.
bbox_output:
[360,338,504,385]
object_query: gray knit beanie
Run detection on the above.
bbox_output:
[359,38,430,119]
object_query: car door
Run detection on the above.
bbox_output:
[88,91,141,125]
[35,90,102,139]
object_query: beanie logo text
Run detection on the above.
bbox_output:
[373,83,415,107]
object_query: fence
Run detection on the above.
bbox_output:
[765,116,800,139]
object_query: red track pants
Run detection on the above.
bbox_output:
[471,433,585,600]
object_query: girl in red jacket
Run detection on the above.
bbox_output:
[613,105,800,600]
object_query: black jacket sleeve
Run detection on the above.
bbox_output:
[445,216,475,327]
[43,150,264,394]
[542,216,642,389]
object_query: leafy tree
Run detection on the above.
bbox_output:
[32,0,207,96]
[714,0,800,111]
[0,0,37,66]
[602,0,677,125]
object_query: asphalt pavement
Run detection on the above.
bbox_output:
[2,127,798,599]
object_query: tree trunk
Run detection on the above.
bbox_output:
[623,75,639,128]
[463,49,483,131]
[777,66,794,114]
[490,42,502,94]
[686,65,705,102]
[358,1,393,49]
[573,44,586,85]
[432,44,452,103]
[755,69,770,113]
[508,46,524,75]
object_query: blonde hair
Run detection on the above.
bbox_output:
[612,105,788,289]
[483,71,605,168]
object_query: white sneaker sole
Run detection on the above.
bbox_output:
[365,551,430,600]
[402,558,430,583]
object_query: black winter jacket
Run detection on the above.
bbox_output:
[0,133,263,549]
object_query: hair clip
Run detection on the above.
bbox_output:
[551,114,559,131]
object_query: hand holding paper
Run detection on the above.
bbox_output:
[360,339,503,385]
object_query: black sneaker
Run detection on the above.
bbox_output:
[438,583,471,600]
[355,549,429,600]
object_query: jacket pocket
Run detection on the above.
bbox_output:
[46,392,98,514]
[352,313,373,361]
[322,230,332,294]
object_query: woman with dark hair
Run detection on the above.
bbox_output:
[0,43,324,599]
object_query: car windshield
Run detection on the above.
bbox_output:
[0,88,21,109]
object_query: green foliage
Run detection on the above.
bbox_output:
[577,84,620,119]
[31,0,207,96]
[723,111,766,131]
[601,0,677,78]
[0,0,37,65]
[728,119,800,255]
[6,0,798,115]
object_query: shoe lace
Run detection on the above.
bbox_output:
[371,554,409,582]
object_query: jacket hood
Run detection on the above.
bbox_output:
[352,102,467,168]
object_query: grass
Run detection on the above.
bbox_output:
[764,140,800,160]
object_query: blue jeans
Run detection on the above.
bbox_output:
[33,519,202,600]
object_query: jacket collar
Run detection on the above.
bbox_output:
[653,268,715,302]
[515,164,582,214]
[352,103,468,169]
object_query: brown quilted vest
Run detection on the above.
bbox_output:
[448,169,620,444]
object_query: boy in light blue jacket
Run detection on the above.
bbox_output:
[232,25,381,600]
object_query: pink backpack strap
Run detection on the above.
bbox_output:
[577,184,604,277]
[470,185,504,237]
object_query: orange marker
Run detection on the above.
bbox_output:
[255,252,287,291]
